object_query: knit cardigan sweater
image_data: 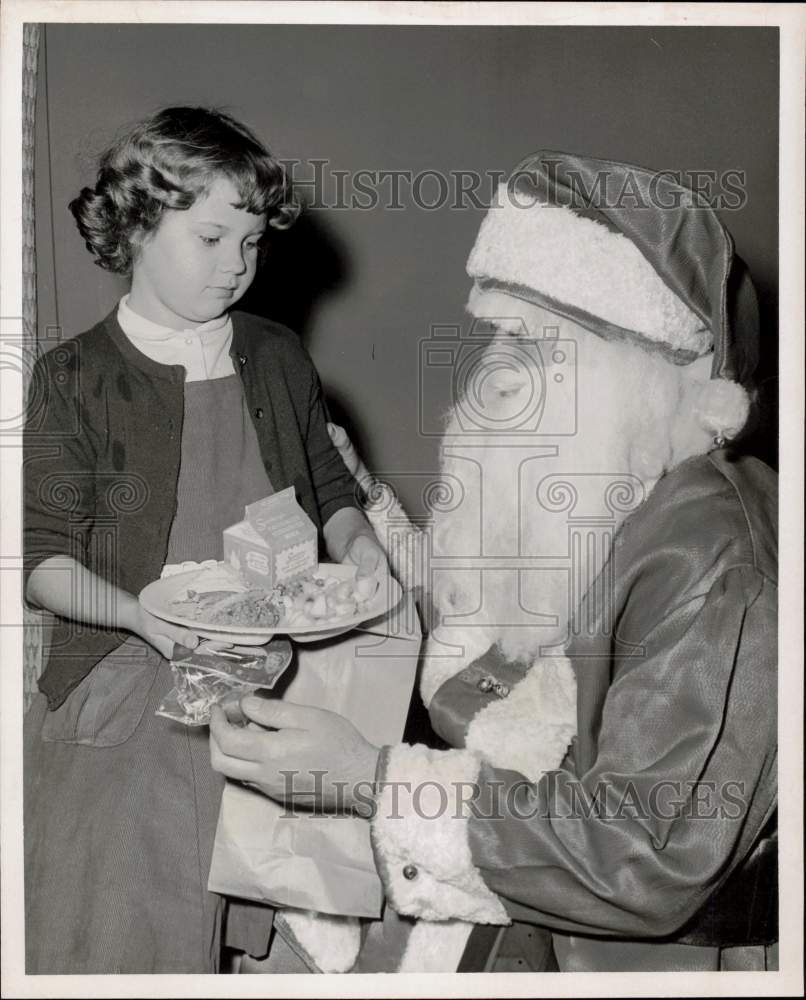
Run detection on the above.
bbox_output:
[24,309,360,709]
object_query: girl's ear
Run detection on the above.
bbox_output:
[128,226,151,270]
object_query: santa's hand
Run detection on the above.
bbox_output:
[209,698,380,813]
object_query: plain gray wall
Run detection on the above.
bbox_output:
[35,24,779,511]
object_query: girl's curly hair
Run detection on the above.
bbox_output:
[69,106,300,274]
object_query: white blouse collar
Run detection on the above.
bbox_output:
[117,294,231,344]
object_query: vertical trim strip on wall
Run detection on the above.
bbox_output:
[22,22,42,710]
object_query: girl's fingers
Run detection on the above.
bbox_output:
[161,619,200,646]
[138,608,199,651]
[152,619,200,650]
[327,422,348,447]
[150,636,176,659]
[178,629,200,648]
[327,422,364,476]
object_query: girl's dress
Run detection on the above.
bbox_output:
[24,320,277,972]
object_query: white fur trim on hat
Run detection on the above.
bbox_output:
[465,284,539,337]
[467,185,710,356]
[465,657,577,783]
[371,744,510,925]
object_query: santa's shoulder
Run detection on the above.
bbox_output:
[616,450,777,596]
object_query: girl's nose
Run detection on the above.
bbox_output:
[221,248,248,275]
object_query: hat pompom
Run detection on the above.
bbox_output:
[693,379,751,442]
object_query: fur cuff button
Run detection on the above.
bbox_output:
[403,864,419,881]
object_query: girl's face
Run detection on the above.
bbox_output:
[128,176,266,329]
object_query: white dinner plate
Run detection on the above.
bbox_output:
[139,562,402,645]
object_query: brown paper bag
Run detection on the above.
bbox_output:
[208,591,421,917]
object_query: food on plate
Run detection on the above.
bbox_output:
[168,565,381,630]
[274,573,379,627]
[171,588,282,628]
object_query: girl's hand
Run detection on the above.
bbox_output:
[128,604,200,660]
[25,556,201,660]
[209,698,380,813]
[327,422,368,481]
[344,532,388,580]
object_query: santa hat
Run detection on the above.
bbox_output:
[466,151,760,444]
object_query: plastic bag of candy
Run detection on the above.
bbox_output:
[156,638,293,726]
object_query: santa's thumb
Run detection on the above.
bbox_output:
[240,696,322,731]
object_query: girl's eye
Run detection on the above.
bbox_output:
[245,242,260,253]
[200,236,219,247]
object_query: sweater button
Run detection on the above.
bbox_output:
[477,676,493,693]
[255,408,264,419]
[493,682,510,698]
[402,864,418,881]
[238,355,247,366]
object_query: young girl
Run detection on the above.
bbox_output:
[23,106,385,974]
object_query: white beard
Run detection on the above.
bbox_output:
[420,327,715,703]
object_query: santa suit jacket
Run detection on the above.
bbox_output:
[370,449,777,970]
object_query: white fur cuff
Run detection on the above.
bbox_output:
[467,186,709,356]
[371,744,509,925]
[274,909,361,973]
[465,656,577,783]
[397,919,476,973]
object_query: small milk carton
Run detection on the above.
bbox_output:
[223,487,317,589]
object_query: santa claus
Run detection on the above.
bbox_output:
[210,152,777,973]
